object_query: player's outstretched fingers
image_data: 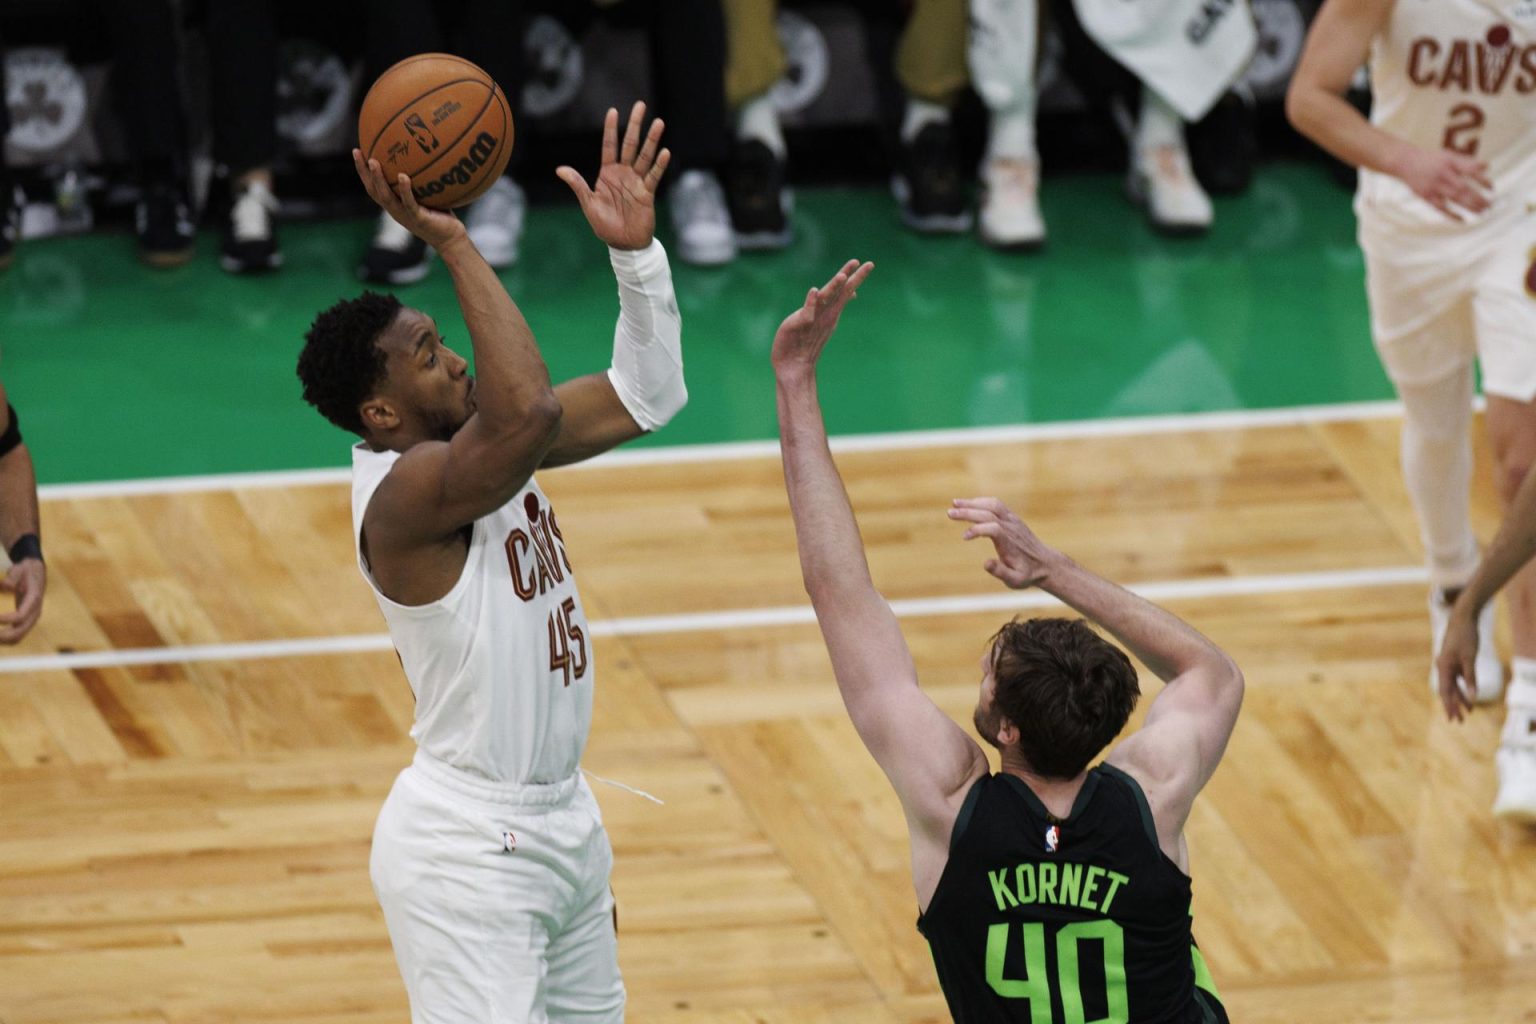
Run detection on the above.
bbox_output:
[635,118,665,177]
[643,148,671,192]
[394,173,422,214]
[621,101,645,166]
[601,107,619,166]
[556,166,594,206]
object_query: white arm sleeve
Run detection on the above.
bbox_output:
[606,239,686,432]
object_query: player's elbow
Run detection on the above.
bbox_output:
[1283,82,1313,137]
[1212,654,1245,708]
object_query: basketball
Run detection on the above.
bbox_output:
[357,53,514,210]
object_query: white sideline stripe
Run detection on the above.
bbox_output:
[0,564,1429,674]
[37,399,1423,500]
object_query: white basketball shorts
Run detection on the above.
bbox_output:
[1361,206,1536,400]
[371,750,624,1024]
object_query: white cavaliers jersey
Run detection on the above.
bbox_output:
[351,444,593,784]
[1357,0,1536,234]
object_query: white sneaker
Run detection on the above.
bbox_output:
[1429,589,1504,704]
[1129,143,1213,236]
[978,157,1045,251]
[669,170,736,267]
[466,177,525,269]
[1494,711,1536,822]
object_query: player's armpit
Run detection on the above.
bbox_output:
[815,591,990,842]
[541,373,645,468]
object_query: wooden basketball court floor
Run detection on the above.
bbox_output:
[2,407,1534,1024]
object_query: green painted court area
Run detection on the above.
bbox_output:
[0,161,1391,485]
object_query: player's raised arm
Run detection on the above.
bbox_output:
[349,150,561,546]
[1286,0,1491,219]
[775,261,989,878]
[951,499,1243,856]
[0,378,43,644]
[544,102,685,467]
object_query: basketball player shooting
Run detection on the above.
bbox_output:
[295,102,681,1023]
[1288,0,1536,819]
[774,262,1242,1022]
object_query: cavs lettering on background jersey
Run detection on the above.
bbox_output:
[918,766,1228,1024]
[1358,0,1536,231]
[351,444,593,785]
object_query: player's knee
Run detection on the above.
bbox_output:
[1495,449,1536,503]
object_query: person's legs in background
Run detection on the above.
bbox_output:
[722,0,792,251]
[968,0,1044,249]
[867,0,972,234]
[457,0,529,271]
[650,0,735,266]
[356,0,442,285]
[206,0,283,273]
[100,0,196,267]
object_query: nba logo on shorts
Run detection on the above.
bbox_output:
[404,112,439,155]
[1044,826,1060,853]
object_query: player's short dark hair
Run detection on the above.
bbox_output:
[297,292,403,436]
[990,617,1140,779]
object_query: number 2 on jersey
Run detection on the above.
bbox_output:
[986,920,1128,1024]
[1442,102,1485,156]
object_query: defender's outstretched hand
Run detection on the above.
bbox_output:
[949,497,1061,590]
[770,260,874,377]
[557,102,670,251]
[352,149,467,252]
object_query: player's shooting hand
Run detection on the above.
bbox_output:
[0,557,45,644]
[770,260,875,378]
[948,498,1061,590]
[1394,145,1493,221]
[351,149,467,253]
[1435,604,1481,722]
[557,102,670,251]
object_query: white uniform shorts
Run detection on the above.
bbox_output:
[371,751,624,1024]
[1361,207,1536,399]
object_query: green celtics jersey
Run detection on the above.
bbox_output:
[917,765,1226,1024]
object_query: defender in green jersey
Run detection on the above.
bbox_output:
[771,262,1242,1023]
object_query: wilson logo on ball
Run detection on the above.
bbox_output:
[411,131,500,202]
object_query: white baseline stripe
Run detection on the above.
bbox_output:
[38,398,1432,500]
[0,565,1428,674]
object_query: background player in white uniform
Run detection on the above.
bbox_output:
[1288,0,1536,819]
[295,103,684,1022]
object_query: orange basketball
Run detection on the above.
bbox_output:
[358,53,514,210]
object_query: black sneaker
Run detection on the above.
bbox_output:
[727,139,793,250]
[358,213,430,285]
[892,122,973,234]
[221,180,282,273]
[0,189,17,271]
[135,183,196,268]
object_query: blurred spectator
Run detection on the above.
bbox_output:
[723,0,972,245]
[206,0,444,278]
[0,3,195,270]
[970,0,1256,247]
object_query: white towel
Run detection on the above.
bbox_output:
[1072,0,1258,121]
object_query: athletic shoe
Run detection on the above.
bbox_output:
[978,157,1045,251]
[0,188,17,271]
[466,176,525,269]
[727,139,792,251]
[359,213,431,285]
[669,169,736,266]
[1429,589,1504,704]
[220,180,282,274]
[892,122,972,234]
[135,182,196,268]
[1128,143,1213,236]
[1494,720,1536,823]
